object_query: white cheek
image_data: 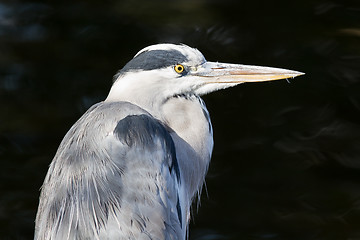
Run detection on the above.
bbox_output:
[195,82,241,96]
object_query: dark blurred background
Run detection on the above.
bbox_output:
[1,0,360,239]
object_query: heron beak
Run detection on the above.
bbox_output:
[197,61,304,83]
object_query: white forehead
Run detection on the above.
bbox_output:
[134,43,206,65]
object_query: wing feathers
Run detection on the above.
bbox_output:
[35,102,184,240]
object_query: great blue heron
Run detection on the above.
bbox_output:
[34,43,303,240]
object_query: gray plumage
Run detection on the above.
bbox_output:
[35,44,303,240]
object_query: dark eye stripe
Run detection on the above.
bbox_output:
[120,50,188,73]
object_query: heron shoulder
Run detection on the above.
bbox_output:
[35,101,185,240]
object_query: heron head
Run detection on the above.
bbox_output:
[106,44,304,102]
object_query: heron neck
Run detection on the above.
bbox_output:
[158,95,213,196]
[106,85,213,197]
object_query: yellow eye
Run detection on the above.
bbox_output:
[174,64,185,74]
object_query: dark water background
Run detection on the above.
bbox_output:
[1,0,360,239]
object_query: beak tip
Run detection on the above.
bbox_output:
[293,71,305,79]
[296,71,305,76]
